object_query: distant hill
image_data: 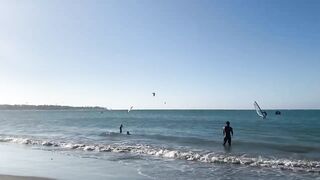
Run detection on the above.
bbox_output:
[0,104,107,111]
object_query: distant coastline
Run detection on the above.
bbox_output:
[0,105,318,111]
[0,104,107,111]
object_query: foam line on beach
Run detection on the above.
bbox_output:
[1,136,319,173]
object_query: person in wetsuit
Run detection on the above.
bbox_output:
[223,121,233,146]
[262,111,267,119]
[120,124,123,133]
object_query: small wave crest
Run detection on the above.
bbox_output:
[1,136,319,173]
[99,131,124,137]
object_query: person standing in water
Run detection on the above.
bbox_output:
[223,121,233,146]
[119,124,123,133]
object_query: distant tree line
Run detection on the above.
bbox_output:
[0,104,107,111]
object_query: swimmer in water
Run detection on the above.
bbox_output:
[223,121,233,146]
[120,124,123,133]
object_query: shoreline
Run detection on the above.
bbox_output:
[0,175,54,180]
[0,143,147,180]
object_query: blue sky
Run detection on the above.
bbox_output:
[0,0,319,109]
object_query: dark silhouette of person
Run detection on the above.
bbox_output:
[126,131,131,135]
[120,124,123,133]
[262,111,267,119]
[223,121,233,146]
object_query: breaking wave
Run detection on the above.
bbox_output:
[0,136,319,173]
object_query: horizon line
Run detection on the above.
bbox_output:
[0,104,319,111]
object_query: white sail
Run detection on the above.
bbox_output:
[128,106,133,113]
[254,101,264,117]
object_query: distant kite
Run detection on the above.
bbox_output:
[152,92,156,97]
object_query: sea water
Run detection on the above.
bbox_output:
[0,110,319,179]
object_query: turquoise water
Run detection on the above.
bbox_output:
[0,110,319,179]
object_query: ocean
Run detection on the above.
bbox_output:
[0,110,319,179]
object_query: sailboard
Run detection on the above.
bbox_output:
[128,106,133,113]
[254,101,267,118]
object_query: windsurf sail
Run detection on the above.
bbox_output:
[254,101,266,118]
[128,106,133,113]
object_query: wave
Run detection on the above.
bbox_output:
[100,131,214,144]
[100,132,320,154]
[237,141,320,154]
[0,135,319,173]
[99,131,125,137]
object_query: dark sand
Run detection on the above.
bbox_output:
[0,175,54,180]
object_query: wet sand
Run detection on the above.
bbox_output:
[0,175,54,180]
[0,143,146,180]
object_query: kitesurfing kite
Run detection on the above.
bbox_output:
[254,101,267,119]
[152,92,156,97]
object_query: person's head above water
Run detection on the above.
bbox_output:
[226,121,230,126]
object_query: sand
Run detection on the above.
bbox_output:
[0,143,146,180]
[0,175,54,180]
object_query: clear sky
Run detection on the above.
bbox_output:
[0,0,319,109]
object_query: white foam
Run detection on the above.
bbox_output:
[1,136,319,173]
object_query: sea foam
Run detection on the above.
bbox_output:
[1,136,319,173]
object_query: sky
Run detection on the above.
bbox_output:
[0,0,319,109]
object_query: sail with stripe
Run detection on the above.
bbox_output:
[254,101,266,118]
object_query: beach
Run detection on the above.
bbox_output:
[0,110,319,179]
[0,175,53,180]
[0,143,146,180]
[1,1,319,179]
